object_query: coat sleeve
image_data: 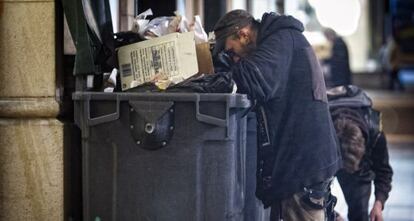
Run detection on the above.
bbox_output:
[371,132,393,207]
[231,29,294,103]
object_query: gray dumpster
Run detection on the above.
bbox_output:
[74,92,266,221]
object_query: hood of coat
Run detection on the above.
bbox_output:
[258,13,304,43]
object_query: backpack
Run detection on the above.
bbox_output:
[327,85,382,151]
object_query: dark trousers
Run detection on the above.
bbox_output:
[337,171,371,221]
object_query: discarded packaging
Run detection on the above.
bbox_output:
[103,68,118,92]
[131,8,208,43]
[117,31,199,91]
[192,15,208,44]
[143,16,175,39]
[196,43,214,74]
[131,8,153,36]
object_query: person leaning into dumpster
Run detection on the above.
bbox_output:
[212,10,342,221]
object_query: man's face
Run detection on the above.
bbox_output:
[224,28,256,61]
[225,36,246,61]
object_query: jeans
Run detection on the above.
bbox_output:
[337,171,371,221]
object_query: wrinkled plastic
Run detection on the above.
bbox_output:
[145,16,174,38]
[114,31,144,48]
[103,68,118,92]
[131,8,153,36]
[192,15,208,43]
[168,15,182,33]
[151,74,173,90]
[125,72,234,94]
[168,72,234,93]
[131,8,208,42]
[179,15,190,33]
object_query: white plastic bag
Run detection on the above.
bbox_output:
[142,16,174,39]
[131,9,207,42]
[192,15,208,43]
[167,15,182,33]
[131,8,153,36]
[103,68,118,93]
[179,15,190,33]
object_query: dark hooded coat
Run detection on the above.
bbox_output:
[229,13,342,206]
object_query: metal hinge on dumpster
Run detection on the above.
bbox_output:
[128,101,175,150]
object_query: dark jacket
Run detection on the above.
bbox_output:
[328,85,393,205]
[230,13,341,206]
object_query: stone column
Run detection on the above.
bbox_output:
[0,0,63,220]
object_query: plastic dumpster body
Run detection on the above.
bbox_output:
[245,113,271,221]
[74,92,256,221]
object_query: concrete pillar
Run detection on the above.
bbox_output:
[0,118,63,221]
[0,0,56,97]
[0,0,63,220]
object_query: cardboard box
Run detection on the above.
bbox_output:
[118,31,214,91]
[196,43,214,74]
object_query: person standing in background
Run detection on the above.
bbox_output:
[323,28,352,88]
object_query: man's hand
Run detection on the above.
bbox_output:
[213,51,235,72]
[370,200,384,221]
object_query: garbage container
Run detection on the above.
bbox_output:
[245,113,271,221]
[74,92,253,221]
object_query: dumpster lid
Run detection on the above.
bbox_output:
[72,92,250,109]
